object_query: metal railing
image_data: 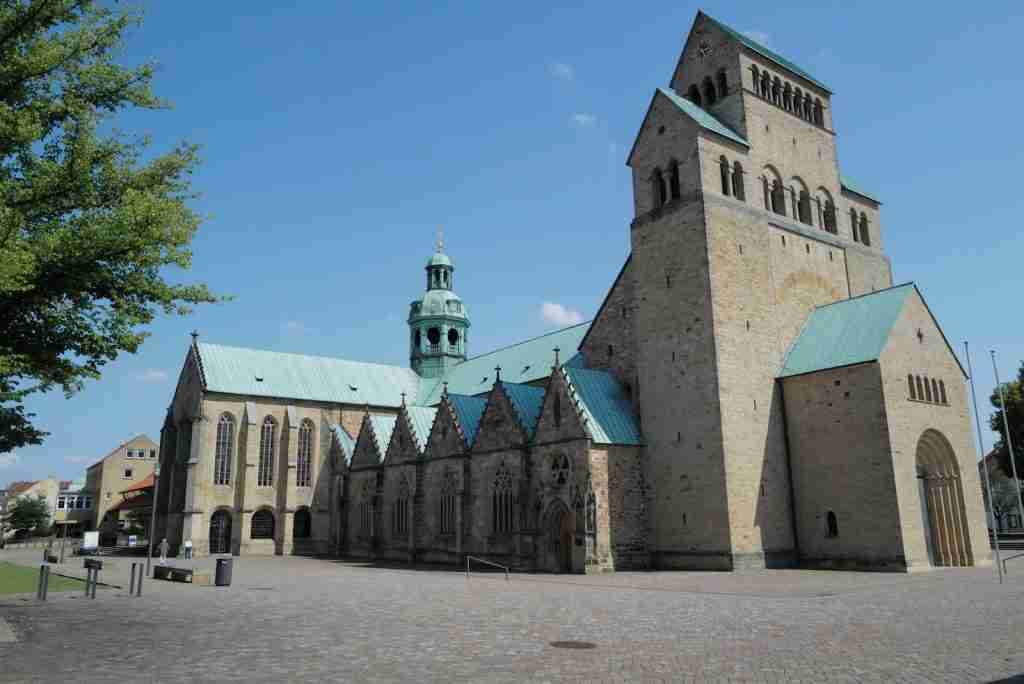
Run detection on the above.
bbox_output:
[465,555,510,581]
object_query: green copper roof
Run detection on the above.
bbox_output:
[702,12,831,93]
[658,87,749,147]
[368,415,397,456]
[420,322,591,403]
[840,175,881,204]
[196,343,424,407]
[565,367,642,446]
[779,284,915,378]
[330,424,356,464]
[427,252,452,268]
[500,382,546,439]
[449,394,486,447]
[405,406,437,451]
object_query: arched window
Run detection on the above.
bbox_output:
[652,168,667,208]
[760,71,770,98]
[939,381,948,405]
[297,419,314,488]
[427,326,441,351]
[804,96,813,121]
[923,376,933,402]
[716,69,728,98]
[251,509,275,539]
[908,374,917,400]
[813,98,824,125]
[448,327,459,350]
[823,199,837,233]
[915,375,925,400]
[492,462,516,534]
[826,511,839,538]
[719,156,731,196]
[783,83,792,111]
[798,190,812,225]
[771,180,786,216]
[771,77,782,105]
[258,416,276,487]
[702,76,716,105]
[750,65,760,91]
[732,162,745,201]
[850,208,860,243]
[293,507,311,539]
[792,87,802,114]
[687,84,702,107]
[859,213,871,246]
[393,476,410,537]
[214,413,234,486]
[931,379,940,404]
[440,469,458,535]
[668,160,681,200]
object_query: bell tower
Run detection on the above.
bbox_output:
[409,230,470,378]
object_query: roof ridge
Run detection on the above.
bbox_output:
[813,282,915,311]
[198,341,415,374]
[456,321,591,365]
[657,87,750,147]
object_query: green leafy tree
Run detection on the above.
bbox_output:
[985,478,1021,531]
[4,494,50,532]
[990,362,1024,486]
[0,1,221,452]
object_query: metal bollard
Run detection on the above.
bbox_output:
[83,568,91,598]
[129,563,136,596]
[90,569,97,599]
[37,564,48,600]
[130,562,144,597]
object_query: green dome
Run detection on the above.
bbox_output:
[426,252,452,268]
[410,289,469,321]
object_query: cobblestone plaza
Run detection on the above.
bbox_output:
[1,550,1022,682]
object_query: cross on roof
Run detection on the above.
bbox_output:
[436,225,444,253]
[495,365,502,382]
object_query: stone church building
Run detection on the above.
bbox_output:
[155,12,991,572]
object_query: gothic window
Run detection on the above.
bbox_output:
[814,98,824,125]
[492,462,516,534]
[668,160,681,200]
[915,375,925,400]
[771,180,786,216]
[251,509,275,539]
[771,77,782,105]
[652,168,667,208]
[859,213,871,246]
[214,413,234,485]
[687,84,702,107]
[716,69,728,98]
[732,162,745,201]
[293,507,311,539]
[908,374,917,400]
[824,199,837,233]
[702,76,716,105]
[719,156,731,196]
[826,511,839,538]
[551,453,571,486]
[258,416,276,487]
[297,419,314,488]
[931,379,940,404]
[393,475,410,537]
[939,381,948,405]
[760,71,770,98]
[923,376,933,402]
[783,83,792,111]
[850,208,860,242]
[798,190,812,225]
[359,481,373,537]
[440,469,458,535]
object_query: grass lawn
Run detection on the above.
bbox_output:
[0,562,87,595]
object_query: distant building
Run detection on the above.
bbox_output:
[4,478,59,531]
[53,478,94,533]
[86,434,158,533]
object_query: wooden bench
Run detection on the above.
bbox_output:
[153,565,211,586]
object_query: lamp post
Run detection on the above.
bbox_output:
[145,462,161,577]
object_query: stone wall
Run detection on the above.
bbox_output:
[579,257,637,392]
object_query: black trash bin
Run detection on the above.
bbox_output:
[215,558,233,587]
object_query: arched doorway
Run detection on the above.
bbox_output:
[544,501,574,573]
[209,509,232,555]
[916,429,973,567]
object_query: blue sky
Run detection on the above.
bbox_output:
[5,1,1023,481]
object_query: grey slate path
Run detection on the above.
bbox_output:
[1,550,1022,683]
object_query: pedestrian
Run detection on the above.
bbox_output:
[158,537,169,565]
[184,538,193,560]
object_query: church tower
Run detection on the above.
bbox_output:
[409,236,470,378]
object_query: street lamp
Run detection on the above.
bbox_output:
[145,462,161,577]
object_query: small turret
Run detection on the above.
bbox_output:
[409,230,470,378]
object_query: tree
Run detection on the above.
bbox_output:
[989,361,1024,486]
[4,494,50,533]
[986,478,1021,532]
[0,1,221,452]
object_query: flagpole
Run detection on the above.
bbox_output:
[991,350,1024,530]
[966,341,1002,582]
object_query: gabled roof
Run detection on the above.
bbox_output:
[840,175,881,204]
[196,342,424,407]
[779,284,915,378]
[700,12,831,93]
[564,367,642,446]
[448,394,486,448]
[500,382,546,439]
[405,406,437,452]
[420,322,591,404]
[330,425,356,464]
[120,473,154,494]
[657,87,750,147]
[367,415,397,456]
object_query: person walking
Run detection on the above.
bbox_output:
[158,537,170,565]
[183,539,193,560]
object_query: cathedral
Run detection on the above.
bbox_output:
[155,12,991,572]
